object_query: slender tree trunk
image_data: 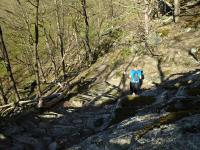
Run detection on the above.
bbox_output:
[23,46,35,74]
[43,27,58,80]
[0,26,20,102]
[110,0,114,19]
[61,0,66,78]
[16,0,34,45]
[17,0,46,83]
[55,0,66,79]
[144,0,149,35]
[16,0,34,70]
[38,57,47,83]
[174,0,180,22]
[0,78,8,105]
[81,0,93,64]
[34,0,42,107]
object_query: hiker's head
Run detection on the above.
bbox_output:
[132,64,139,69]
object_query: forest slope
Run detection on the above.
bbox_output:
[0,0,200,149]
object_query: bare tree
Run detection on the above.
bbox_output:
[144,0,149,35]
[16,0,35,75]
[174,0,180,22]
[81,0,93,64]
[43,26,58,80]
[17,0,46,83]
[110,0,114,19]
[16,0,34,45]
[32,0,43,107]
[0,77,8,105]
[55,0,66,79]
[0,26,21,102]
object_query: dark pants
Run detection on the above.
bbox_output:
[130,82,140,95]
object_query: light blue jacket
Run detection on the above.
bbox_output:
[130,70,142,83]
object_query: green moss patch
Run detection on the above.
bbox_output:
[98,99,117,107]
[121,48,132,58]
[110,96,155,125]
[163,70,171,76]
[135,110,199,140]
[135,96,200,139]
[156,28,170,37]
[120,96,155,108]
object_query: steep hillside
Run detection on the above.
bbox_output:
[0,1,200,150]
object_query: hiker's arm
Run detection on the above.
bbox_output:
[139,73,142,79]
[139,70,142,79]
[128,71,131,79]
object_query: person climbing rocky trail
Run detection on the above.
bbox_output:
[1,66,200,149]
[0,0,200,149]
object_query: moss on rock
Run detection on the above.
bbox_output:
[156,28,170,37]
[110,96,155,125]
[120,95,155,107]
[135,110,199,140]
[135,96,200,139]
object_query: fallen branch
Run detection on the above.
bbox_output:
[1,106,15,117]
[0,103,15,109]
[18,100,37,106]
[39,93,65,108]
[0,99,37,109]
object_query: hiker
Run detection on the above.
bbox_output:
[129,65,143,96]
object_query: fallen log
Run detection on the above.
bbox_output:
[1,106,15,117]
[1,77,84,112]
[0,103,14,109]
[0,99,37,110]
[38,93,65,108]
[0,99,37,117]
[37,79,83,108]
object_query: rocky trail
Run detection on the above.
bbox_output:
[0,0,200,149]
[67,68,200,150]
[1,67,200,149]
[0,82,120,149]
[1,15,200,149]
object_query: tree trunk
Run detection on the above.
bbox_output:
[17,0,46,83]
[34,0,42,107]
[23,46,35,75]
[0,78,8,105]
[81,0,93,64]
[38,57,47,83]
[55,0,66,79]
[16,0,34,45]
[110,0,114,19]
[43,27,58,80]
[144,0,149,35]
[0,26,21,102]
[174,0,180,22]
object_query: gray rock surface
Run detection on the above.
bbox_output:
[1,68,200,150]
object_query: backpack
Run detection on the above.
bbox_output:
[131,70,140,83]
[141,70,144,79]
[134,72,139,81]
